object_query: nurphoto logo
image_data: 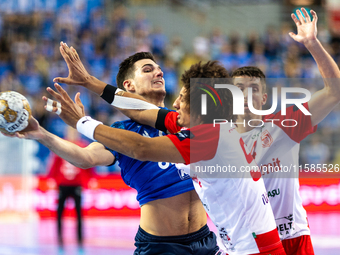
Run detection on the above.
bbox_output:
[201,85,311,116]
[199,83,312,128]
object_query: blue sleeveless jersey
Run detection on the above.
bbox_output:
[108,118,194,206]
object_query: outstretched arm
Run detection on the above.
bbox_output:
[53,43,160,127]
[290,8,340,126]
[94,124,184,163]
[53,42,151,102]
[43,85,184,163]
[45,83,161,129]
[2,117,114,169]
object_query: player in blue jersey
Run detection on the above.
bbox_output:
[7,48,219,255]
[44,58,285,255]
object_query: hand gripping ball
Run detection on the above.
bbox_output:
[0,91,31,134]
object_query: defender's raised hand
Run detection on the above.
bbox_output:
[44,83,85,129]
[289,8,318,46]
[53,42,91,86]
[53,42,107,95]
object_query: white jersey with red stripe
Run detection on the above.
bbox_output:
[239,103,317,240]
[163,112,281,254]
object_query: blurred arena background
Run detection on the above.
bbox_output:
[0,0,340,254]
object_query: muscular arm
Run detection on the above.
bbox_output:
[39,131,115,169]
[5,117,115,169]
[306,39,340,126]
[93,124,185,163]
[44,85,183,163]
[290,9,340,126]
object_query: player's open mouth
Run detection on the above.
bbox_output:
[153,80,163,86]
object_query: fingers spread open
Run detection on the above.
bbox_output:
[291,13,301,26]
[46,86,63,102]
[54,83,73,102]
[296,9,306,24]
[301,8,311,23]
[311,10,318,23]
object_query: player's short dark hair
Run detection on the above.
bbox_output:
[181,61,235,124]
[231,66,267,93]
[116,52,156,90]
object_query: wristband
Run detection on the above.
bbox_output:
[76,116,103,141]
[100,84,158,110]
[155,109,171,133]
[100,84,123,104]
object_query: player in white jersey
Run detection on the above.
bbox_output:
[43,61,286,254]
[231,8,340,255]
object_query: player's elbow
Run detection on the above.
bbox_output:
[324,87,340,105]
[76,161,95,169]
[76,155,97,169]
[325,84,340,98]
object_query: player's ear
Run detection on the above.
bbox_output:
[261,93,268,105]
[123,79,136,93]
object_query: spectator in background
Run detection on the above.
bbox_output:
[233,42,251,69]
[162,57,178,104]
[0,71,24,93]
[134,10,150,32]
[217,42,233,70]
[210,27,225,59]
[193,33,210,59]
[166,35,185,66]
[150,26,168,59]
[47,126,96,251]
[1,1,340,175]
[264,25,281,60]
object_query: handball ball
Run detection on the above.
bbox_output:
[0,91,31,134]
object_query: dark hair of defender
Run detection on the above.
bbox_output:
[116,52,156,90]
[181,61,236,124]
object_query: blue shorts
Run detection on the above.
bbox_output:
[134,224,219,255]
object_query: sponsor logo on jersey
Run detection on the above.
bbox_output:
[177,168,190,180]
[218,226,234,250]
[229,127,236,133]
[219,227,231,241]
[175,130,194,141]
[251,129,262,140]
[260,157,282,175]
[261,130,273,148]
[276,214,295,237]
[143,130,151,138]
[268,188,280,198]
[262,193,269,205]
